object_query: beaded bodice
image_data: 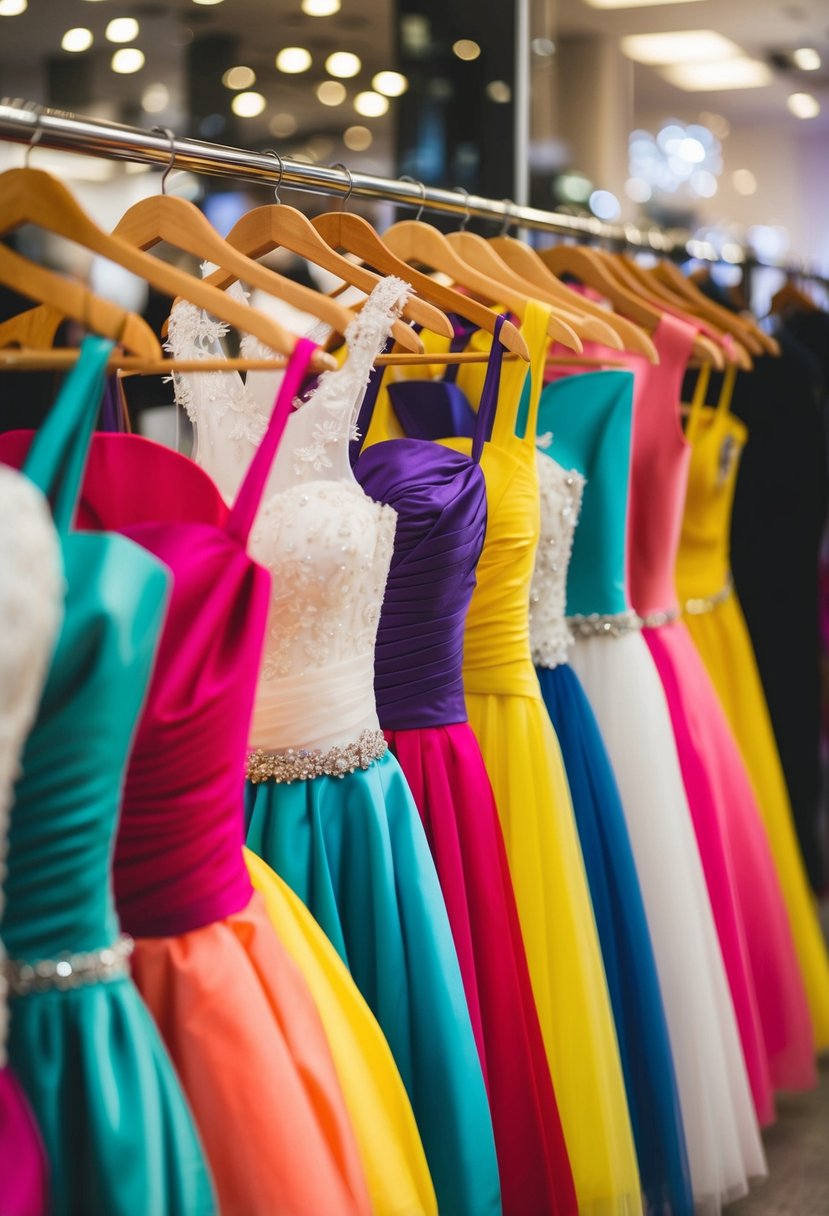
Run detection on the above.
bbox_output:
[530,450,585,669]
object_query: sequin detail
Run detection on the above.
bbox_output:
[247,729,388,784]
[4,935,134,997]
[530,456,585,670]
[567,611,642,639]
[684,576,733,617]
[637,605,681,629]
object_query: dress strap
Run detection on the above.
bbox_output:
[350,338,393,461]
[227,337,319,543]
[716,362,738,416]
[683,362,712,446]
[23,335,113,535]
[494,299,550,451]
[471,312,507,463]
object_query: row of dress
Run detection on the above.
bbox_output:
[1,271,827,1216]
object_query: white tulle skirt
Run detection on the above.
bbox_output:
[569,629,766,1214]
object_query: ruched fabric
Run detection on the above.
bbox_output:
[0,1068,48,1216]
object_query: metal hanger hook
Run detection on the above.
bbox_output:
[329,161,354,211]
[398,175,426,223]
[24,102,44,167]
[263,149,285,204]
[152,126,177,195]
[499,199,515,237]
[453,185,471,232]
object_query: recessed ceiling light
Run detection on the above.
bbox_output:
[344,125,372,151]
[302,0,341,14]
[269,112,297,137]
[62,27,94,53]
[142,83,170,113]
[326,51,361,78]
[732,169,757,195]
[0,0,27,15]
[106,17,139,43]
[621,30,741,65]
[191,0,225,6]
[111,47,145,74]
[792,47,821,71]
[222,65,256,90]
[583,0,704,7]
[787,92,820,118]
[661,57,772,90]
[276,47,312,74]
[486,79,511,103]
[317,80,347,106]
[372,70,408,97]
[452,39,480,61]
[354,91,389,117]
[231,90,266,118]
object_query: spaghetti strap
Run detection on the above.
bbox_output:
[228,337,319,543]
[471,313,507,464]
[716,362,738,417]
[23,335,113,535]
[494,299,550,451]
[684,363,712,447]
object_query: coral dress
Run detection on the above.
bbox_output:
[541,367,766,1212]
[626,316,815,1113]
[357,314,578,1216]
[676,379,829,1054]
[0,338,216,1216]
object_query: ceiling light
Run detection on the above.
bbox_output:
[354,91,389,117]
[0,0,27,15]
[62,28,93,53]
[302,0,341,13]
[531,38,556,57]
[191,0,225,5]
[141,82,170,113]
[661,57,772,90]
[485,79,511,103]
[269,112,297,137]
[231,90,266,117]
[584,0,704,7]
[690,169,717,197]
[111,47,145,73]
[317,79,347,106]
[106,17,139,43]
[792,47,821,71]
[372,70,408,97]
[732,168,757,195]
[344,125,372,151]
[625,177,652,203]
[276,47,312,73]
[222,65,256,89]
[326,51,361,78]
[452,39,480,61]
[698,110,730,138]
[621,30,741,65]
[787,91,820,118]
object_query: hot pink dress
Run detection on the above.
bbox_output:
[626,315,815,1118]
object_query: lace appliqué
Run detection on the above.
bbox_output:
[530,453,586,670]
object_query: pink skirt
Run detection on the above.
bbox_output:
[0,1065,48,1216]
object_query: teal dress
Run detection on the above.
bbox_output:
[3,338,216,1216]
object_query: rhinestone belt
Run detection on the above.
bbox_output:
[684,577,733,616]
[247,729,388,785]
[567,610,642,639]
[637,605,681,629]
[4,934,134,998]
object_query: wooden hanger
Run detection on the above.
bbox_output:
[770,279,820,317]
[654,258,777,356]
[490,232,658,362]
[0,243,160,358]
[0,165,337,372]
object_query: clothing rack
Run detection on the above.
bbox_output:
[0,98,822,280]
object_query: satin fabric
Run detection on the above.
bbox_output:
[677,403,829,1053]
[358,342,578,1215]
[0,338,216,1216]
[385,304,642,1216]
[542,368,767,1211]
[0,1067,48,1216]
[623,317,815,1107]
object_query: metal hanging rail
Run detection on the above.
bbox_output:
[0,98,821,277]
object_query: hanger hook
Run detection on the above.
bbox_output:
[499,198,515,237]
[263,149,285,204]
[453,185,471,232]
[24,102,44,167]
[398,174,427,223]
[329,161,354,211]
[152,126,177,195]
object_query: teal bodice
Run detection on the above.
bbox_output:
[536,370,636,617]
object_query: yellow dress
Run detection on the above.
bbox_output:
[367,302,642,1216]
[676,379,829,1053]
[245,849,438,1216]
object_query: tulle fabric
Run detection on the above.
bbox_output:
[130,890,372,1216]
[0,1068,48,1216]
[537,662,694,1216]
[644,621,816,1099]
[385,723,578,1216]
[243,847,438,1216]
[570,630,767,1212]
[466,688,643,1216]
[244,750,502,1216]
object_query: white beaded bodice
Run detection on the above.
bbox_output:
[530,451,585,670]
[0,467,63,1061]
[169,274,411,754]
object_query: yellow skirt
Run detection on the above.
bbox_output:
[682,593,829,1051]
[245,847,438,1216]
[466,689,643,1216]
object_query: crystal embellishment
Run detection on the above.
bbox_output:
[637,605,680,629]
[567,610,642,639]
[684,575,733,616]
[247,729,388,784]
[530,455,586,669]
[4,934,134,997]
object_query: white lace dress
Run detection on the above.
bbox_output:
[0,465,63,1216]
[167,277,501,1216]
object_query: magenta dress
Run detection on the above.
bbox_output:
[626,314,815,1119]
[354,320,578,1216]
